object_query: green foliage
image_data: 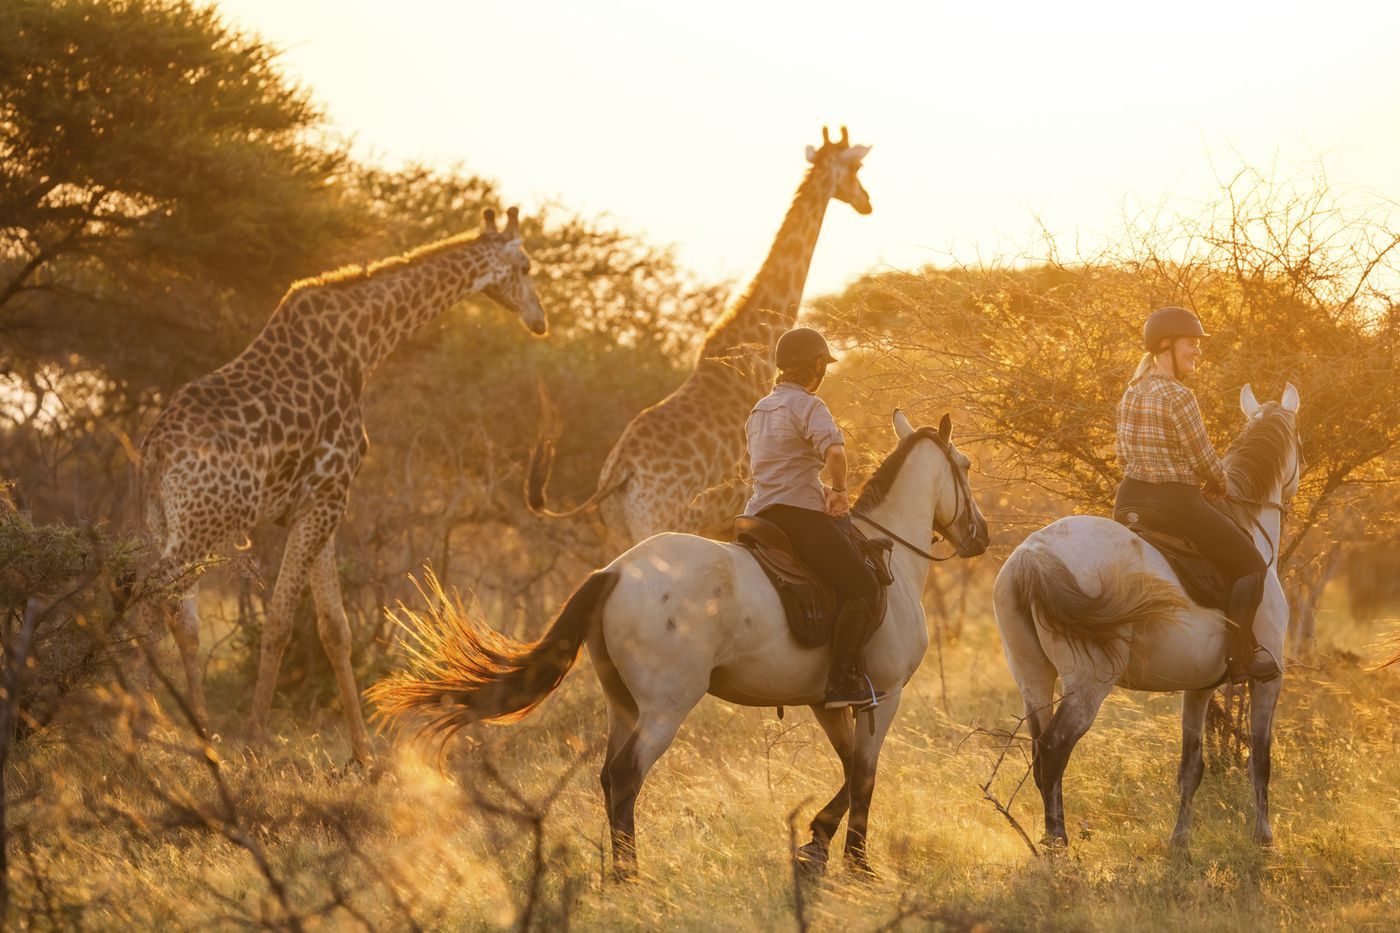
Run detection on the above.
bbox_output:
[0,0,360,379]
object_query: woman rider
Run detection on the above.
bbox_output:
[744,327,881,709]
[1115,306,1279,682]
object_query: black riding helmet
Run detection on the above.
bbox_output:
[775,327,838,370]
[1142,307,1208,352]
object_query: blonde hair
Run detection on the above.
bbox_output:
[1132,352,1156,379]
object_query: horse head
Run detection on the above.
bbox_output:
[890,409,990,557]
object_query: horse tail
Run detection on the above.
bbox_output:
[1005,543,1188,650]
[368,570,620,740]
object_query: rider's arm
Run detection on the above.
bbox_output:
[823,444,850,516]
[1171,390,1227,491]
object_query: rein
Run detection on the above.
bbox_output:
[852,435,970,563]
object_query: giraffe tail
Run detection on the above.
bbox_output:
[523,435,629,519]
[368,569,620,740]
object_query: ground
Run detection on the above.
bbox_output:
[6,594,1398,931]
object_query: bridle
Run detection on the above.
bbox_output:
[852,435,974,563]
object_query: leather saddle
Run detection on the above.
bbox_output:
[1113,506,1231,611]
[734,515,895,648]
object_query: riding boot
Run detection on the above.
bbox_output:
[1225,574,1277,683]
[824,596,883,709]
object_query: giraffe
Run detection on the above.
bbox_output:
[526,127,872,552]
[138,207,545,763]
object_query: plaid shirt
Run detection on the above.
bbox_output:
[1116,371,1226,487]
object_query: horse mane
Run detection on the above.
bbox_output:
[854,427,944,511]
[1219,401,1297,523]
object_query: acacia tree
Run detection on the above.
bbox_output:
[825,171,1400,652]
[0,0,359,381]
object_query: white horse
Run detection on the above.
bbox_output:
[371,411,989,878]
[993,383,1301,849]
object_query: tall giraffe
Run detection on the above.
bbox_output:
[139,208,545,763]
[526,127,872,551]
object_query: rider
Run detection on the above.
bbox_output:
[1114,306,1278,682]
[744,327,882,709]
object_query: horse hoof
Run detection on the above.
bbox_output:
[794,843,828,879]
[845,856,877,881]
[1254,827,1275,847]
[1039,834,1069,855]
[1168,831,1190,850]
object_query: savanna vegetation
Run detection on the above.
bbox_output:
[2,1,1398,929]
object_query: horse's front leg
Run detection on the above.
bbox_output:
[1248,674,1283,846]
[797,704,855,876]
[843,689,902,876]
[1169,687,1214,848]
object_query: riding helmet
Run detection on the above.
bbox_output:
[1142,307,1208,352]
[775,327,838,370]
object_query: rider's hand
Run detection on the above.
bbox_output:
[825,486,850,517]
[1203,480,1226,502]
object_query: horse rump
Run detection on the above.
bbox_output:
[368,570,619,740]
[1005,545,1188,650]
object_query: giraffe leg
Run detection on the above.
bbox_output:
[247,504,338,746]
[166,587,210,729]
[308,535,374,764]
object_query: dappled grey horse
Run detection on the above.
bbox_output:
[372,410,989,878]
[994,384,1301,848]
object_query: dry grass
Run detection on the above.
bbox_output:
[6,596,1400,931]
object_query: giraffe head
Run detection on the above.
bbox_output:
[805,126,872,214]
[478,206,548,336]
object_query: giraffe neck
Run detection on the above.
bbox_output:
[701,167,835,379]
[260,238,495,389]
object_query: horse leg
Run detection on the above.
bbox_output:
[308,535,374,764]
[1169,687,1213,848]
[602,707,692,881]
[1035,682,1111,849]
[248,504,337,746]
[843,689,902,876]
[795,703,855,875]
[1248,675,1283,845]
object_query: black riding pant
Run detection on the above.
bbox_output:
[756,504,879,604]
[1114,478,1266,585]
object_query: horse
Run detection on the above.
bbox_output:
[370,410,989,878]
[993,383,1302,849]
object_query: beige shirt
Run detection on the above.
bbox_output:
[744,382,845,515]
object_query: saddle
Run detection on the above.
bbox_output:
[1113,506,1231,611]
[734,515,895,648]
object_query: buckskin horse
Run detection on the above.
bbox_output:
[370,410,988,878]
[994,384,1301,849]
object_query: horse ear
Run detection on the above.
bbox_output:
[938,413,952,443]
[1281,382,1301,413]
[892,408,914,440]
[805,145,818,164]
[1240,383,1262,418]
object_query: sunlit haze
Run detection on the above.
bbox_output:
[214,1,1400,296]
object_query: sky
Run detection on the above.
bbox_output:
[217,0,1400,298]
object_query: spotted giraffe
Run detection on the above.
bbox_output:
[526,128,872,552]
[139,208,545,763]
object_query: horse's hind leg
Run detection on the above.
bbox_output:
[602,706,695,880]
[795,704,855,875]
[1169,687,1213,848]
[1035,681,1111,848]
[1248,675,1283,845]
